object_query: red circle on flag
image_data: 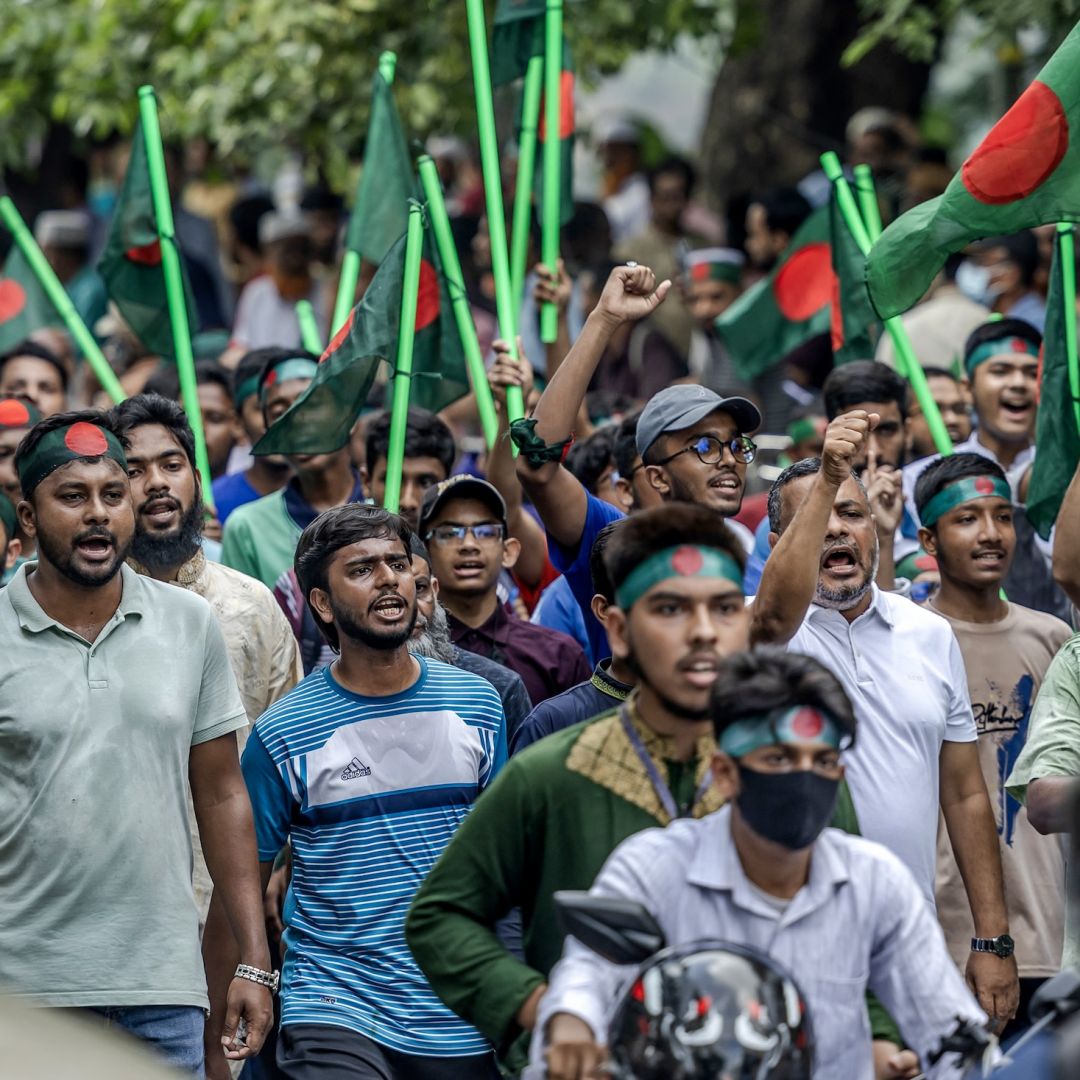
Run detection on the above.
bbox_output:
[0,398,31,427]
[671,546,704,575]
[64,422,109,456]
[0,279,27,323]
[974,476,995,495]
[791,707,824,739]
[414,260,440,332]
[772,243,833,322]
[125,240,163,266]
[961,81,1069,205]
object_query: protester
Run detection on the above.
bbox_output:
[913,453,1071,1039]
[0,340,68,417]
[35,209,108,332]
[206,504,506,1079]
[536,648,983,1080]
[0,490,20,578]
[596,120,649,245]
[754,411,1020,1029]
[743,187,813,272]
[905,366,973,460]
[1,410,273,1073]
[419,475,589,705]
[965,231,1047,332]
[0,396,42,580]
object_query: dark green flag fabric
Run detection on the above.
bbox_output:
[830,189,880,365]
[1027,227,1080,538]
[713,206,832,380]
[492,0,545,87]
[867,23,1080,319]
[533,40,575,227]
[0,243,61,354]
[344,68,417,266]
[97,120,196,360]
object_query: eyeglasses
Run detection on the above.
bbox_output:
[654,434,757,467]
[424,523,506,544]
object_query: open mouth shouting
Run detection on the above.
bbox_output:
[370,592,407,622]
[678,652,720,690]
[997,395,1034,428]
[452,559,488,582]
[971,546,1007,571]
[73,528,117,565]
[820,544,861,581]
[140,496,181,529]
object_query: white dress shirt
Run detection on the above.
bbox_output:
[532,807,984,1080]
[787,587,976,905]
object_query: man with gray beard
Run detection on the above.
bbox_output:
[409,536,533,749]
[752,410,1019,1034]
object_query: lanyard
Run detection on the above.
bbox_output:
[619,705,712,820]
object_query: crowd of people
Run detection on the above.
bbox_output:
[2,102,1080,1080]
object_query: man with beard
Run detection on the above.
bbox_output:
[753,411,1019,1031]
[111,393,303,921]
[0,411,274,1073]
[214,504,506,1079]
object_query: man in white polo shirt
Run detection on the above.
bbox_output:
[753,409,1019,1031]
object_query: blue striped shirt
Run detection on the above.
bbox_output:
[242,657,507,1056]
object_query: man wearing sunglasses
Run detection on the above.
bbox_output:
[419,475,589,706]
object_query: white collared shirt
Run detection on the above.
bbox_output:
[788,586,976,904]
[532,808,983,1080]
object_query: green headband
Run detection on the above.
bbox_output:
[260,357,319,401]
[688,261,742,285]
[719,706,846,758]
[615,544,744,610]
[787,417,821,446]
[0,491,16,540]
[919,475,1012,528]
[16,421,128,497]
[234,374,262,408]
[965,335,1040,374]
[0,397,42,430]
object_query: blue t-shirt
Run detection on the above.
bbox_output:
[211,470,260,525]
[548,489,624,665]
[242,658,506,1057]
[531,573,593,666]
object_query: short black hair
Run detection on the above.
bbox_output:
[14,408,126,499]
[364,407,456,477]
[767,457,867,534]
[963,317,1042,366]
[589,520,622,603]
[234,347,297,401]
[913,452,1008,525]
[822,360,907,422]
[110,393,198,474]
[141,359,235,402]
[982,230,1040,288]
[612,411,642,480]
[0,340,69,390]
[755,188,813,238]
[409,532,432,570]
[229,194,275,253]
[603,503,746,596]
[566,427,616,496]
[301,186,345,214]
[710,646,857,747]
[294,504,413,652]
[648,155,696,197]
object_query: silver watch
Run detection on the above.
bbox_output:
[235,963,280,993]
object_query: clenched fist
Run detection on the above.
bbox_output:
[821,410,879,488]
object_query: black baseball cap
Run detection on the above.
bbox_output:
[418,475,508,537]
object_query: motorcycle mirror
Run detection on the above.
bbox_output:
[554,892,666,966]
[1028,968,1080,1023]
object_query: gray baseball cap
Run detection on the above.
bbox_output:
[635,385,762,458]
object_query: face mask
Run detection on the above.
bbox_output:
[735,765,839,850]
[955,260,1003,306]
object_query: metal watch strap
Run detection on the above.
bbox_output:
[971,937,996,954]
[235,963,280,993]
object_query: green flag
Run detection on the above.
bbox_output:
[867,24,1080,319]
[0,242,61,354]
[344,68,417,265]
[830,188,880,365]
[492,0,545,87]
[714,206,832,380]
[534,40,575,227]
[97,120,196,360]
[1027,227,1080,538]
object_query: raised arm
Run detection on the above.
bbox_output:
[752,412,875,645]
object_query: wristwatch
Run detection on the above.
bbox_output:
[970,934,1015,959]
[235,963,280,993]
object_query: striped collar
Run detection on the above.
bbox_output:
[590,659,633,701]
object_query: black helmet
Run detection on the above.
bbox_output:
[608,940,813,1079]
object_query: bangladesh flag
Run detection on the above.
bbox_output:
[714,206,832,380]
[830,188,880,365]
[254,210,469,456]
[1027,227,1080,538]
[492,0,545,87]
[534,40,575,228]
[98,120,197,360]
[344,67,417,266]
[0,242,61,354]
[867,23,1080,319]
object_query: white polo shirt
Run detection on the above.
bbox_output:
[787,586,976,905]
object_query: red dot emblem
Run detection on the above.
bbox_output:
[63,422,109,456]
[671,546,704,575]
[773,243,833,322]
[0,398,31,427]
[962,80,1068,205]
[691,262,711,282]
[414,259,440,332]
[974,476,995,495]
[791,707,824,739]
[914,554,938,572]
[1009,338,1030,354]
[125,240,163,266]
[0,279,27,323]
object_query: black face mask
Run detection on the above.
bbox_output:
[735,765,840,850]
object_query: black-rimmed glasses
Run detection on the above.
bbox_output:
[654,434,757,467]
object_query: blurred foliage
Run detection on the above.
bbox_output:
[0,0,734,182]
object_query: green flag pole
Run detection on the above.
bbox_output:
[418,155,500,450]
[820,152,953,457]
[511,55,544,316]
[539,0,563,344]
[137,86,215,502]
[332,51,398,338]
[383,203,426,514]
[296,299,323,355]
[465,0,525,424]
[0,196,126,405]
[1057,223,1080,435]
[852,164,883,241]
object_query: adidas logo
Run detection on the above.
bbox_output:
[341,756,372,780]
